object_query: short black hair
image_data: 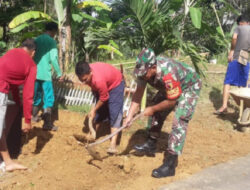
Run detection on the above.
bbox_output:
[45,22,58,32]
[21,38,36,50]
[75,61,91,77]
[236,14,249,24]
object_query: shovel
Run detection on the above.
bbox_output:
[86,113,143,161]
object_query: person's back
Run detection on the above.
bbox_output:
[0,39,36,172]
[90,62,122,93]
[233,25,250,60]
[32,22,62,131]
[0,48,36,89]
[34,33,59,81]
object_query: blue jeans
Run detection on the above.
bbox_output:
[33,80,55,109]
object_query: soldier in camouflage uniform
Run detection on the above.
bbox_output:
[124,48,202,178]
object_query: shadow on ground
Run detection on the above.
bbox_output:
[120,129,169,158]
[209,86,239,125]
[82,116,111,139]
[22,127,53,154]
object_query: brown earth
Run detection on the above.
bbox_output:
[1,64,250,190]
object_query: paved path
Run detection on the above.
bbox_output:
[159,154,250,190]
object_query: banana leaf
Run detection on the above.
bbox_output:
[77,0,112,11]
[98,44,123,57]
[189,7,202,29]
[9,11,52,29]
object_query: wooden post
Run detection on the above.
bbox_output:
[141,86,147,112]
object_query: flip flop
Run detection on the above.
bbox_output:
[214,109,228,115]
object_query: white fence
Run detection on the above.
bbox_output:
[52,62,137,113]
[53,78,137,114]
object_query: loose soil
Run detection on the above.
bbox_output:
[1,64,250,190]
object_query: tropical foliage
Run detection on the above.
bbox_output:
[1,0,249,73]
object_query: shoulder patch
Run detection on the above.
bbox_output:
[163,73,182,99]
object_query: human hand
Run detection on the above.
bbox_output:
[88,108,96,120]
[228,51,233,62]
[58,76,64,82]
[143,106,155,116]
[22,123,33,133]
[123,116,133,128]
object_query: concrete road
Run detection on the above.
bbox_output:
[159,154,250,190]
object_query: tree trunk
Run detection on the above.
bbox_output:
[44,0,47,13]
[58,26,65,72]
[85,52,90,62]
[58,0,71,72]
[71,40,75,65]
[65,25,71,70]
[111,51,114,60]
[3,23,8,43]
[64,0,71,70]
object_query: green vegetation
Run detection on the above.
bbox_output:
[57,103,92,113]
[1,0,249,74]
[0,0,249,97]
[212,51,229,66]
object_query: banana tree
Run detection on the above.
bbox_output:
[71,0,115,62]
[8,10,54,47]
[98,40,123,59]
[1,0,46,46]
[54,0,71,71]
[8,11,52,31]
[55,0,113,69]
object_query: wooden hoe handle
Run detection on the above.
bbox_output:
[87,113,143,147]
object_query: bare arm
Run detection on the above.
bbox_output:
[89,80,109,119]
[94,99,105,113]
[124,85,145,125]
[89,99,105,119]
[228,33,238,62]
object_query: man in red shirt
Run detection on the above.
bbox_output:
[0,38,37,171]
[75,61,124,153]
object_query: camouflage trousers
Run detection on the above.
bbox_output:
[148,79,202,155]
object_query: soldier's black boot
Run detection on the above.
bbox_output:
[42,108,58,131]
[134,136,157,155]
[152,154,178,178]
[32,106,41,122]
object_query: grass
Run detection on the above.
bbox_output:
[57,103,91,113]
[199,71,224,104]
[210,51,228,66]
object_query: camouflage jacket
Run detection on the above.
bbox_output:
[137,56,201,100]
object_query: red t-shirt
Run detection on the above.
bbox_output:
[0,48,37,124]
[90,62,122,101]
